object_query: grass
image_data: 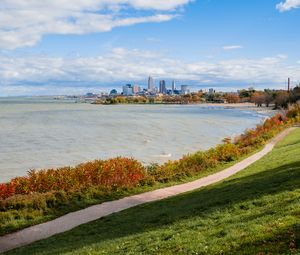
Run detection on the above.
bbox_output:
[6,128,300,255]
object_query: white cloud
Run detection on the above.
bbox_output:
[276,0,300,12]
[222,45,243,51]
[0,0,192,49]
[0,48,299,96]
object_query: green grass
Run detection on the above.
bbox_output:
[6,128,300,255]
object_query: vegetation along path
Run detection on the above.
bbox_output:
[0,127,297,253]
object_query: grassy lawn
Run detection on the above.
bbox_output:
[6,128,300,255]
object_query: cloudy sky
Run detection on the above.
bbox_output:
[0,0,300,96]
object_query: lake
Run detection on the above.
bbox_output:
[0,97,268,182]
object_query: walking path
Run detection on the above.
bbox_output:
[0,127,296,253]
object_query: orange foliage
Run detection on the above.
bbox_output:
[224,93,240,103]
[0,158,145,199]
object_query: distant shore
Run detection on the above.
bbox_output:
[96,100,279,115]
[205,102,278,115]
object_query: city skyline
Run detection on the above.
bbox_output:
[119,77,190,97]
[0,0,300,96]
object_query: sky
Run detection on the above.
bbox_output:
[0,0,300,96]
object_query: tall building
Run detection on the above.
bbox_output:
[209,88,215,95]
[172,80,176,91]
[122,84,133,96]
[132,85,141,94]
[159,80,167,94]
[181,85,189,95]
[148,76,154,92]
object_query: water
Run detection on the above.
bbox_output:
[0,97,267,182]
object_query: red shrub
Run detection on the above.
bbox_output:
[0,183,15,199]
[97,158,146,189]
[0,158,146,199]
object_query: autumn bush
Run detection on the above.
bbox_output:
[235,114,285,150]
[286,102,300,123]
[149,113,291,183]
[0,158,146,200]
[151,153,210,182]
[150,144,240,183]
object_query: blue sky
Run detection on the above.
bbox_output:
[0,0,300,96]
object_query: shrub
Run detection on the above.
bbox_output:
[214,144,241,162]
[0,158,146,199]
[150,150,220,183]
[0,183,15,200]
[287,105,300,119]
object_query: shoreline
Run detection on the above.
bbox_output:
[205,102,278,115]
[98,101,278,115]
[0,102,278,183]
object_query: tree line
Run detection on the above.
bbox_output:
[94,85,300,109]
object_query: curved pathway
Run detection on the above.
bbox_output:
[0,127,296,253]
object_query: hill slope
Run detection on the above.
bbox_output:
[6,128,300,255]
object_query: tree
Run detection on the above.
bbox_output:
[291,86,300,102]
[274,91,290,109]
[239,88,256,100]
[251,92,265,107]
[141,97,147,103]
[264,93,273,107]
[149,98,155,104]
[263,89,276,107]
[224,93,240,103]
[116,97,126,104]
[192,94,200,103]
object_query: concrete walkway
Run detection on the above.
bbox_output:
[0,127,296,253]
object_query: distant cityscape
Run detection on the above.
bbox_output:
[52,76,299,108]
[67,76,194,102]
[52,75,224,102]
[111,76,190,97]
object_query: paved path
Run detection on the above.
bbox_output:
[0,127,296,253]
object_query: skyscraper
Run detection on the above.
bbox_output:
[159,80,167,94]
[148,76,154,92]
[122,84,133,96]
[132,85,141,94]
[172,80,176,91]
[181,85,189,95]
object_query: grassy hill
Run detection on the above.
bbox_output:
[6,128,300,255]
